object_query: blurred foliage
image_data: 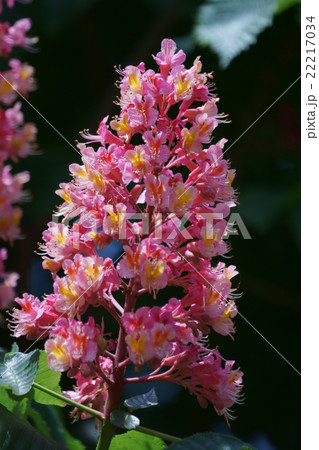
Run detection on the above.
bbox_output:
[194,0,300,67]
[0,404,65,449]
[0,0,300,449]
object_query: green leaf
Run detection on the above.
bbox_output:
[0,385,33,419]
[194,0,277,68]
[0,404,66,450]
[0,346,39,395]
[110,430,167,449]
[30,403,85,449]
[167,432,255,449]
[31,403,68,445]
[27,406,51,437]
[32,350,65,407]
[110,410,140,430]
[276,0,300,14]
[124,387,159,411]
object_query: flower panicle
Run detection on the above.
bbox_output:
[10,38,243,422]
[0,1,38,309]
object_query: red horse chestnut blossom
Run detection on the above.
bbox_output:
[0,2,37,309]
[11,38,243,426]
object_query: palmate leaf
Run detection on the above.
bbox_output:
[168,432,255,449]
[0,345,39,395]
[194,0,278,68]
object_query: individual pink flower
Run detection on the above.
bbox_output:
[144,173,170,210]
[117,244,143,279]
[0,18,37,57]
[126,94,158,129]
[142,130,169,165]
[122,306,176,365]
[153,38,186,79]
[120,146,151,184]
[168,178,197,215]
[0,103,37,161]
[10,293,59,339]
[45,317,100,372]
[160,346,243,422]
[0,59,36,105]
[0,165,29,242]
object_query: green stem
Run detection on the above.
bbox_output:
[96,420,115,450]
[136,425,181,443]
[32,382,104,421]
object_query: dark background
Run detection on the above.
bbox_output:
[1,1,300,449]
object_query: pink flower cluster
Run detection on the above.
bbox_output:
[0,248,18,308]
[11,39,243,422]
[0,162,30,242]
[0,3,37,309]
[64,357,112,420]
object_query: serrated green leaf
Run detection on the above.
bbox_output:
[124,387,158,411]
[0,404,66,450]
[194,0,277,68]
[110,430,167,449]
[32,350,65,407]
[110,410,140,430]
[168,432,255,449]
[0,385,33,419]
[0,347,39,395]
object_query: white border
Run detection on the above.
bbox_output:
[301,0,319,448]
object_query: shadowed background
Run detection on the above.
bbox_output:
[1,1,300,449]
